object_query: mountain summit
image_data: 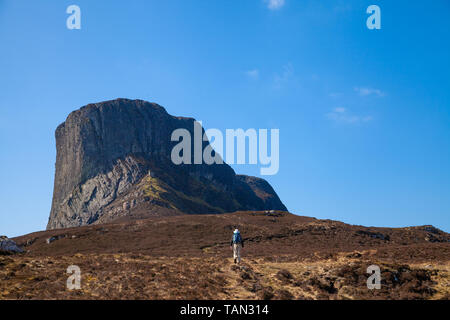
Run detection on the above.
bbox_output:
[47,99,287,229]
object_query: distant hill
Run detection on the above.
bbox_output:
[48,99,286,229]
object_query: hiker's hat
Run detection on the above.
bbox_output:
[234,229,239,233]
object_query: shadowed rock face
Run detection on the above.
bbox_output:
[48,98,287,230]
[0,236,23,254]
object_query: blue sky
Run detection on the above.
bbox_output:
[0,0,449,236]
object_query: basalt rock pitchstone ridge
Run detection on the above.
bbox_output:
[47,98,287,230]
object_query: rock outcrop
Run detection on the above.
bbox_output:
[0,236,24,254]
[48,99,287,229]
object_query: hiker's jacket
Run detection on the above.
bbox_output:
[230,235,244,247]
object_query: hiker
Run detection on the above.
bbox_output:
[230,228,244,264]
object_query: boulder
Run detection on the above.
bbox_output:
[0,236,24,254]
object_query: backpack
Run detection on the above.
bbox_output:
[233,232,242,244]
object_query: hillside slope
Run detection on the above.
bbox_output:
[18,211,450,259]
[3,211,449,300]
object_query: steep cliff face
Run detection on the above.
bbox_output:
[48,98,287,230]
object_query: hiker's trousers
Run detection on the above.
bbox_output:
[233,243,242,263]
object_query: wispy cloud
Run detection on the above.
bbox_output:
[326,107,373,124]
[265,0,285,10]
[329,92,342,99]
[273,63,294,89]
[245,69,259,80]
[354,87,385,97]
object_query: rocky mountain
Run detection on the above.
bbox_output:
[47,98,287,229]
